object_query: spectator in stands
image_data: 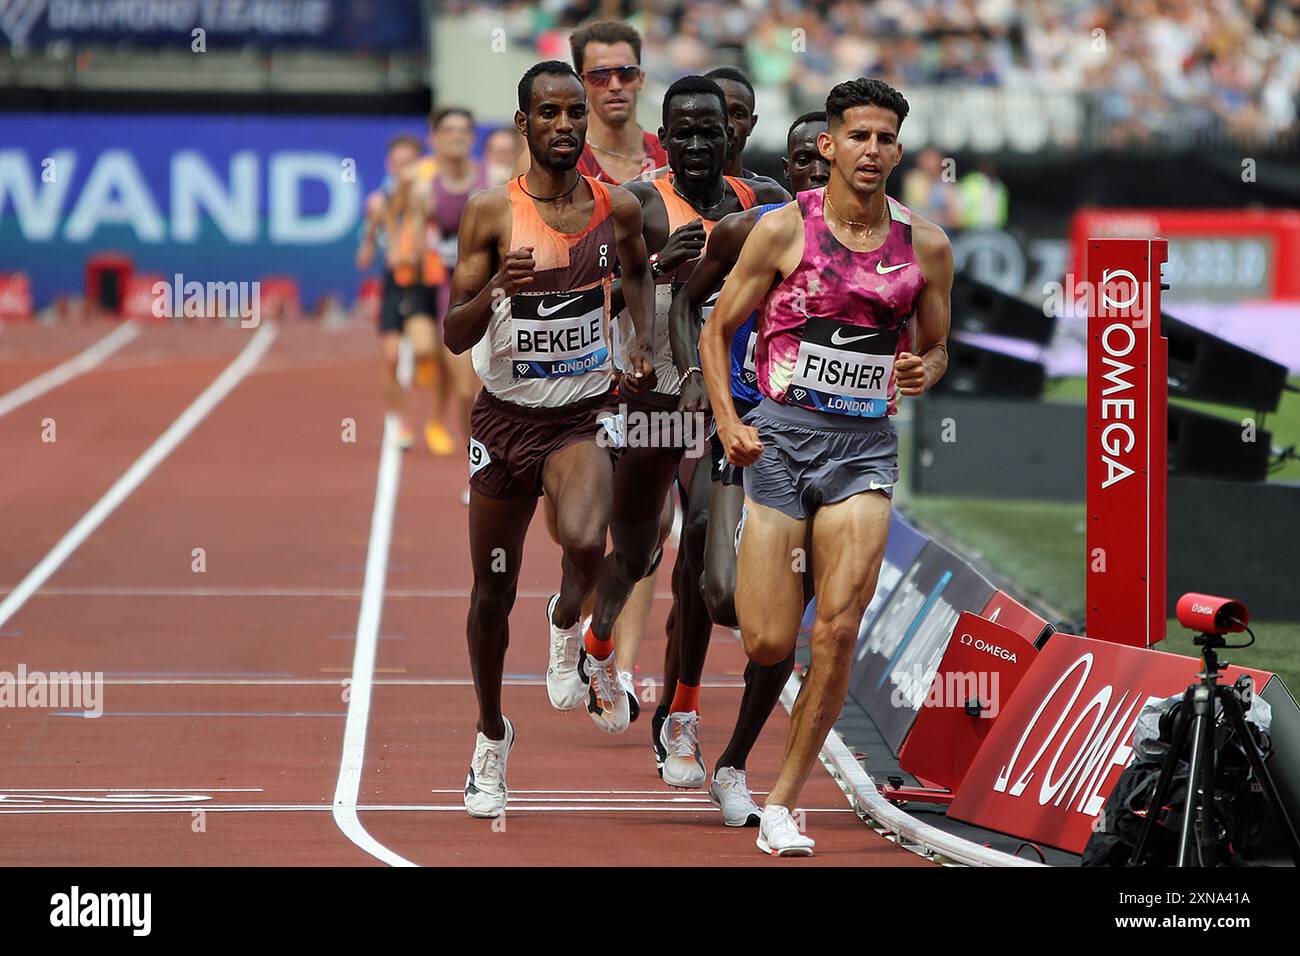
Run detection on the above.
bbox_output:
[483,126,525,186]
[450,0,1299,149]
[956,161,1009,229]
[902,148,960,231]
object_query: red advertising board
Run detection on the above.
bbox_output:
[1086,239,1167,648]
[1070,209,1300,301]
[898,612,1037,792]
[947,632,1273,853]
[0,273,33,321]
[979,590,1049,645]
[123,273,166,323]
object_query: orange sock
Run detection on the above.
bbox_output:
[584,625,614,660]
[670,682,700,715]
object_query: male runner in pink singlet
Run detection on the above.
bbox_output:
[699,78,953,856]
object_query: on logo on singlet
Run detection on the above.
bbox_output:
[510,286,608,379]
[787,316,898,417]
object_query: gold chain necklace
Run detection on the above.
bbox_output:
[824,191,888,239]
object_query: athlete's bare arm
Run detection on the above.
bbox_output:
[444,188,530,355]
[608,185,656,394]
[894,216,952,396]
[605,180,704,316]
[386,165,421,272]
[407,175,436,266]
[356,190,386,270]
[669,208,756,412]
[700,203,803,466]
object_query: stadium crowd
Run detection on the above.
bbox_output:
[441,0,1300,145]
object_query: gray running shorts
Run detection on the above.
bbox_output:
[741,398,899,520]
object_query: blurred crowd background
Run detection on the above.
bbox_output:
[443,0,1300,146]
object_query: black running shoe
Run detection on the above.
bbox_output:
[651,705,669,776]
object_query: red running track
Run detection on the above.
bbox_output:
[0,319,931,867]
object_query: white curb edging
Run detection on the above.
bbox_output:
[781,674,1046,867]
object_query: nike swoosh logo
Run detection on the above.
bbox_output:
[876,261,912,274]
[868,479,894,490]
[830,329,874,345]
[537,296,578,317]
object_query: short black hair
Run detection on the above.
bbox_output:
[787,110,827,143]
[570,20,642,75]
[661,75,728,130]
[518,60,583,114]
[704,66,755,102]
[825,78,909,132]
[431,107,474,130]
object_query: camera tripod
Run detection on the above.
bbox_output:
[1128,630,1300,867]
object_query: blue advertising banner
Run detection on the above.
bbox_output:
[850,538,995,754]
[0,112,437,309]
[0,0,423,50]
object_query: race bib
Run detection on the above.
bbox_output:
[653,282,675,352]
[787,317,898,417]
[510,286,608,379]
[468,437,492,477]
[697,287,720,323]
[742,329,758,381]
[597,410,626,449]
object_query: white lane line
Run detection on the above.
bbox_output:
[0,321,140,420]
[10,586,677,599]
[57,677,744,688]
[0,804,855,815]
[0,788,261,792]
[0,323,278,631]
[330,343,416,868]
[427,788,750,795]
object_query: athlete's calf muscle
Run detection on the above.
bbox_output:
[735,499,806,667]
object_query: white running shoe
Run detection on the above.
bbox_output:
[756,804,815,857]
[709,767,762,827]
[545,594,586,711]
[660,711,706,788]
[464,717,514,818]
[618,669,641,723]
[585,651,630,734]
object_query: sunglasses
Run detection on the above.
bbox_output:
[582,65,642,87]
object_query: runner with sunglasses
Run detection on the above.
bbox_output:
[571,21,667,185]
[531,21,669,723]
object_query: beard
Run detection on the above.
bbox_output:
[527,130,585,174]
[532,145,581,172]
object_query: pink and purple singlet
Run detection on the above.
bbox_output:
[754,187,926,418]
